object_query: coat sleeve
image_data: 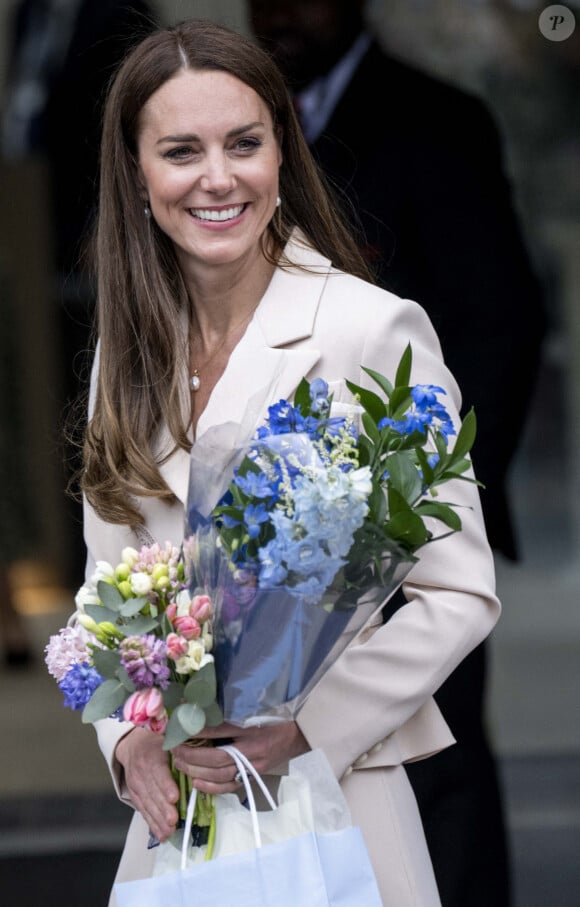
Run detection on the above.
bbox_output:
[296,289,501,779]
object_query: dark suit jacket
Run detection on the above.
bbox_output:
[310,41,546,561]
[7,0,157,276]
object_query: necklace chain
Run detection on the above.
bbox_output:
[189,306,258,392]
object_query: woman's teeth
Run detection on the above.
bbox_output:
[190,205,244,221]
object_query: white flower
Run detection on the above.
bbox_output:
[74,584,99,612]
[130,572,153,596]
[94,561,115,581]
[174,641,214,674]
[349,466,373,501]
[121,547,139,567]
[174,588,192,616]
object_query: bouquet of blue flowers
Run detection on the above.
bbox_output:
[184,343,477,727]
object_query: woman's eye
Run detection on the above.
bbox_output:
[164,146,195,161]
[234,136,262,153]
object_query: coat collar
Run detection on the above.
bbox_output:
[158,231,330,504]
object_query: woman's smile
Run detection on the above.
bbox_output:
[136,69,282,270]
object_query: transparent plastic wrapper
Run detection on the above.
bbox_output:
[184,422,415,728]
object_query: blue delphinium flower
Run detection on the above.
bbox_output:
[258,399,307,436]
[59,662,103,711]
[411,384,445,408]
[309,378,330,415]
[234,471,276,499]
[243,503,270,539]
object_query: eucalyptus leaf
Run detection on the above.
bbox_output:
[184,663,217,708]
[204,701,224,727]
[162,710,191,750]
[162,682,185,711]
[82,679,126,723]
[91,648,122,680]
[176,702,207,736]
[96,580,124,610]
[119,597,148,618]
[85,603,119,625]
[117,615,158,636]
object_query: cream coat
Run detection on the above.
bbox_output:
[84,235,500,905]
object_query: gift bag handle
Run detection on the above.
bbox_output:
[180,745,277,870]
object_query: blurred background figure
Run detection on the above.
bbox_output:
[0,259,34,667]
[248,1,547,905]
[1,0,158,589]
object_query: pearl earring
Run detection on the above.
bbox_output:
[144,202,152,218]
[275,196,281,208]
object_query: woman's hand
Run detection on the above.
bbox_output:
[172,721,310,795]
[115,727,180,842]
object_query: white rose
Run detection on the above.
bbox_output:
[130,572,153,596]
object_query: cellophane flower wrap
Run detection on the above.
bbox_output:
[183,342,478,726]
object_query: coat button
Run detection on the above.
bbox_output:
[354,752,368,766]
[344,765,353,776]
[370,741,383,754]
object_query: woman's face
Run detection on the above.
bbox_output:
[136,68,282,274]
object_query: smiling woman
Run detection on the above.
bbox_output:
[73,17,501,907]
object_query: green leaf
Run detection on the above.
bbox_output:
[394,343,413,388]
[162,710,191,750]
[184,663,217,709]
[414,501,462,531]
[117,615,158,636]
[389,388,413,416]
[362,411,381,444]
[85,603,119,625]
[385,509,430,549]
[360,366,393,399]
[166,702,207,747]
[82,679,127,723]
[452,408,477,459]
[97,580,124,610]
[385,453,422,503]
[204,701,224,727]
[345,380,385,424]
[162,682,185,711]
[293,377,312,415]
[119,597,148,618]
[91,648,122,680]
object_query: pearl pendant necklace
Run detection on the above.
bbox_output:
[190,370,201,391]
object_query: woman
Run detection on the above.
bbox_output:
[80,18,500,906]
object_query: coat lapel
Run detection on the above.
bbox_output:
[158,233,330,504]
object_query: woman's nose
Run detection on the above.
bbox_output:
[199,152,235,193]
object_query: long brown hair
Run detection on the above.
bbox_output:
[82,18,373,526]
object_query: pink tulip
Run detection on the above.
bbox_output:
[123,688,167,730]
[165,603,177,621]
[190,594,212,623]
[166,632,188,660]
[173,615,201,640]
